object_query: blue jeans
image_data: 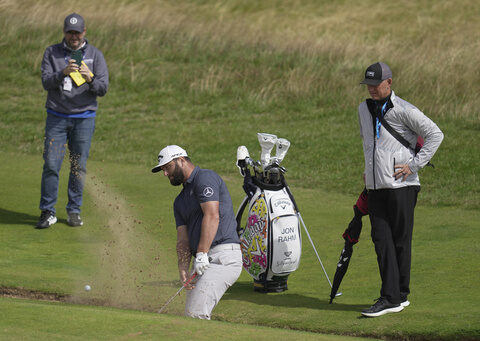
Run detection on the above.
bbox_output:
[40,114,95,215]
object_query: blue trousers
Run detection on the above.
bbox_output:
[39,114,95,215]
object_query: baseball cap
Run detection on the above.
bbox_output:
[64,13,85,32]
[151,145,188,173]
[360,62,392,86]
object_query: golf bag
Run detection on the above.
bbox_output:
[236,135,302,293]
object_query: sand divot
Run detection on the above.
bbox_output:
[71,169,172,311]
[0,167,183,313]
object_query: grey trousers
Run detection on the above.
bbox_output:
[185,243,242,319]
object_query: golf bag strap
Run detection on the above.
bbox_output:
[282,178,299,212]
[377,115,412,150]
[366,99,412,150]
[242,169,257,200]
[235,196,249,235]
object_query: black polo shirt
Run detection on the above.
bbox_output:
[173,166,240,255]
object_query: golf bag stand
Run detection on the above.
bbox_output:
[236,168,302,293]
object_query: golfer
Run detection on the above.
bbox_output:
[358,62,443,317]
[37,13,108,228]
[152,145,242,319]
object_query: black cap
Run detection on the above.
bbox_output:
[360,62,392,85]
[64,13,85,33]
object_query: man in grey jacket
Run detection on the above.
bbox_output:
[358,62,443,317]
[36,13,108,229]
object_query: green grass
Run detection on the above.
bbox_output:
[2,298,376,341]
[1,152,479,340]
[0,0,479,339]
[0,0,479,209]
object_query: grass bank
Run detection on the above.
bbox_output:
[0,0,478,208]
[2,297,377,341]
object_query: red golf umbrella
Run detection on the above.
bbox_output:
[330,189,368,303]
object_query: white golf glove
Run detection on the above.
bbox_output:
[193,252,210,275]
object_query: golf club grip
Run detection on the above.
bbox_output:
[184,273,197,287]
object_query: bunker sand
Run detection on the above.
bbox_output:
[67,169,184,313]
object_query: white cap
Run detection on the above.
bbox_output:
[151,145,188,173]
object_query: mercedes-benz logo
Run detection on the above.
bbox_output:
[203,187,214,197]
[70,18,78,24]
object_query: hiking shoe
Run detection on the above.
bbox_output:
[67,213,83,227]
[361,297,404,317]
[401,299,410,307]
[36,210,57,229]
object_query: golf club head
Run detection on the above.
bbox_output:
[257,133,277,168]
[236,145,250,177]
[275,138,290,163]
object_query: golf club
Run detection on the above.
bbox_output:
[257,133,277,169]
[158,273,197,314]
[298,212,341,297]
[236,145,250,176]
[274,138,290,164]
[245,156,261,175]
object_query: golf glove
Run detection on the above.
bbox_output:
[193,252,210,275]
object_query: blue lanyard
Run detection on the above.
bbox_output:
[375,101,388,139]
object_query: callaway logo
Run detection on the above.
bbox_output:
[284,251,292,257]
[70,18,78,25]
[158,155,163,162]
[274,200,291,209]
[203,187,214,197]
[366,71,375,77]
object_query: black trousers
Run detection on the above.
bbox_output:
[368,186,420,304]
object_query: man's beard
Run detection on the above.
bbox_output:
[169,162,185,186]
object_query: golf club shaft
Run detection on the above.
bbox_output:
[298,213,333,288]
[158,273,197,313]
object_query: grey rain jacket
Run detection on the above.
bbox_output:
[358,91,443,190]
[41,39,109,114]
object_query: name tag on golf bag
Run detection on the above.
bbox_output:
[238,187,302,292]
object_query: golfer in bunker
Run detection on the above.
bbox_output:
[152,145,242,319]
